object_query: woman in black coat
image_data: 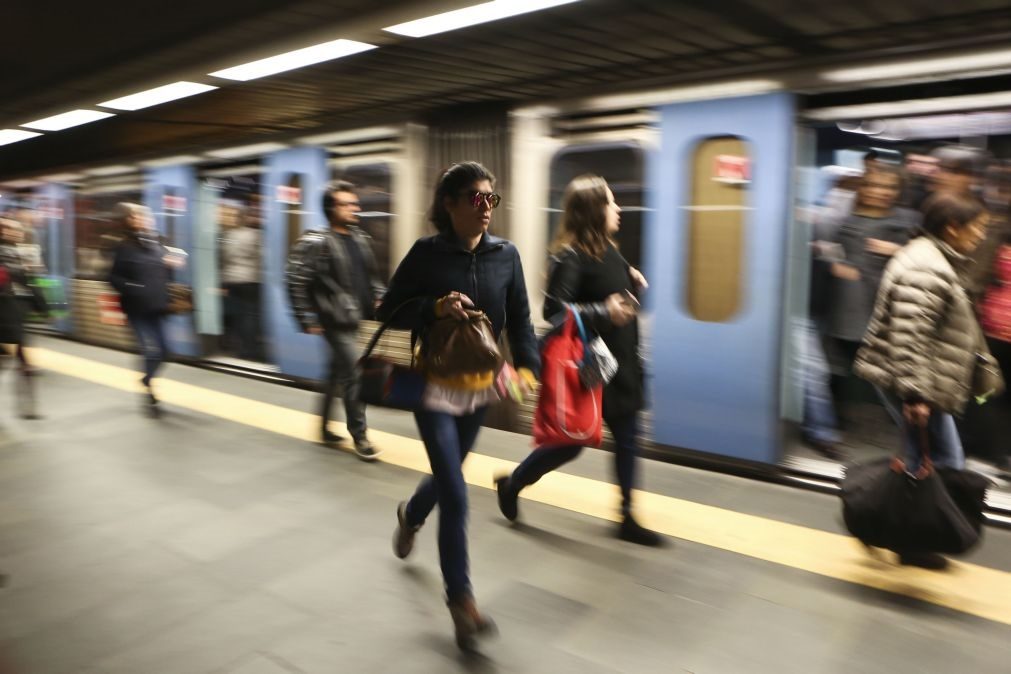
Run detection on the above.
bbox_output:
[496,175,662,546]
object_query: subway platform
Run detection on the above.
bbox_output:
[1,336,1010,674]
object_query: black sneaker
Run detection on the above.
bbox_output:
[393,502,421,559]
[321,429,345,446]
[899,552,949,570]
[354,438,382,462]
[618,514,664,547]
[495,474,518,522]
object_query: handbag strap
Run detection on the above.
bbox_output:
[361,296,426,361]
[567,303,590,345]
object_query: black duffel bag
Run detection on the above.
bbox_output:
[841,428,988,555]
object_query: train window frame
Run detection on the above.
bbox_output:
[546,140,647,271]
[682,135,751,324]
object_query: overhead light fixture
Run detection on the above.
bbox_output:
[83,165,136,177]
[22,109,114,131]
[209,39,376,81]
[99,81,218,111]
[0,129,42,146]
[384,0,581,37]
[297,126,400,146]
[205,142,288,159]
[580,78,782,111]
[140,155,204,168]
[39,172,85,182]
[822,48,1011,83]
[805,91,1011,121]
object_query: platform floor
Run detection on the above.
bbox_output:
[1,336,1010,674]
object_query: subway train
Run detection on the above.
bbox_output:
[3,84,1010,503]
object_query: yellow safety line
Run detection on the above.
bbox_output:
[28,346,1011,627]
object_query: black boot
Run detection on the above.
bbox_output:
[618,514,663,547]
[495,474,518,522]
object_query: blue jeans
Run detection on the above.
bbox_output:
[128,313,168,386]
[795,319,840,445]
[510,413,639,515]
[404,407,487,601]
[878,390,965,471]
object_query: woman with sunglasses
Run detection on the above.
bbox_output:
[495,174,663,547]
[379,161,539,650]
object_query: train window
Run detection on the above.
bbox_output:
[547,143,645,270]
[282,174,304,260]
[73,190,142,280]
[685,137,749,323]
[333,163,393,281]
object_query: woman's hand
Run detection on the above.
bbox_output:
[831,262,860,281]
[629,267,649,290]
[516,367,538,396]
[436,291,474,320]
[605,292,636,327]
[902,401,931,427]
[865,238,901,256]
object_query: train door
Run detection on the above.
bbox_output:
[145,166,199,357]
[646,93,794,464]
[264,146,329,380]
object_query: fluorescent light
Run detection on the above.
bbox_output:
[823,48,1011,83]
[384,0,581,37]
[0,179,43,188]
[805,91,1011,121]
[205,142,288,159]
[209,39,376,81]
[0,129,42,146]
[297,126,400,146]
[140,155,204,168]
[83,165,136,177]
[39,172,85,182]
[99,81,218,111]
[22,109,114,131]
[579,78,781,111]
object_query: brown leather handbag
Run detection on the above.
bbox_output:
[423,310,503,378]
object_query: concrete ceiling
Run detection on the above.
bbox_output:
[3,0,1011,180]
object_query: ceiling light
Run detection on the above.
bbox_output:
[805,91,1011,121]
[39,172,85,182]
[205,142,288,159]
[209,39,376,81]
[822,48,1011,82]
[0,129,42,146]
[384,0,580,37]
[22,109,114,131]
[99,81,218,111]
[579,79,782,111]
[140,155,204,168]
[83,165,136,177]
[297,126,400,146]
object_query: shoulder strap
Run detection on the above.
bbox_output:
[361,296,426,361]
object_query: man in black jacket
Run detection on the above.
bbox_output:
[288,182,385,460]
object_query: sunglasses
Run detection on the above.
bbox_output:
[466,191,501,209]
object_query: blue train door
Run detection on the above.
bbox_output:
[645,93,794,464]
[263,147,329,379]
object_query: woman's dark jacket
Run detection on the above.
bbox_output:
[377,231,540,376]
[108,233,171,317]
[545,244,644,419]
[0,244,29,344]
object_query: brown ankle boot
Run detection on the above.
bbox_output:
[446,595,497,651]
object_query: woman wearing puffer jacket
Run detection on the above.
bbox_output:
[854,191,1005,569]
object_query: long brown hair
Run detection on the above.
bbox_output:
[549,174,614,260]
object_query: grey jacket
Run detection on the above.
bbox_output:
[219,226,261,285]
[854,235,1005,415]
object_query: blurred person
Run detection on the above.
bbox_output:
[930,145,989,198]
[0,218,48,378]
[821,166,918,422]
[288,181,385,458]
[854,192,1003,569]
[976,231,1011,474]
[108,203,171,417]
[902,148,939,210]
[963,161,1011,300]
[383,162,538,650]
[219,200,263,360]
[0,218,43,419]
[495,175,662,546]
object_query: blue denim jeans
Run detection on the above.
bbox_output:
[404,407,488,601]
[510,413,639,515]
[127,313,168,386]
[878,389,965,471]
[795,319,841,445]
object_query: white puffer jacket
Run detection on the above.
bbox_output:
[854,235,1004,415]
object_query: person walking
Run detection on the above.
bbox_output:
[854,191,1004,569]
[288,181,385,459]
[382,162,538,650]
[495,174,662,547]
[108,203,172,417]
